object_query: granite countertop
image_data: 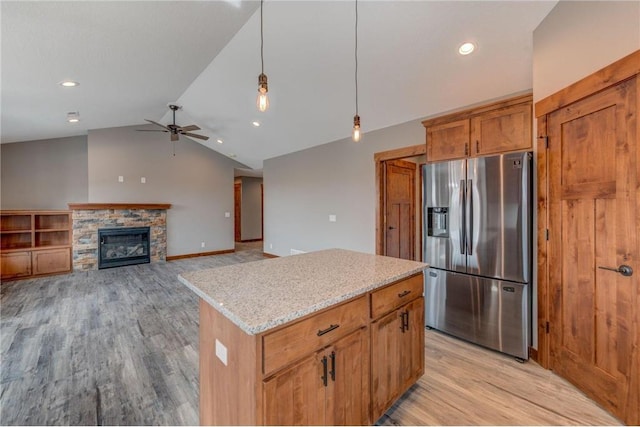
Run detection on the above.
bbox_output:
[178,248,427,335]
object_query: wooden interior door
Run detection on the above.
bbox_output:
[547,76,638,423]
[234,183,241,242]
[384,160,416,260]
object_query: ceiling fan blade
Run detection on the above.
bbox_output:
[171,133,179,142]
[145,119,170,130]
[179,125,200,132]
[136,129,168,132]
[182,132,209,141]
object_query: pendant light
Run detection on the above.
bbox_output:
[257,0,269,112]
[352,0,361,142]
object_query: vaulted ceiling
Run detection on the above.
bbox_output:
[1,1,557,170]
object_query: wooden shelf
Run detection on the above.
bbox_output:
[1,210,72,281]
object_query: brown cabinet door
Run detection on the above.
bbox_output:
[263,350,326,425]
[1,252,32,279]
[471,103,532,156]
[547,77,638,424]
[32,248,71,275]
[399,297,425,389]
[326,327,370,426]
[370,308,403,421]
[426,119,470,162]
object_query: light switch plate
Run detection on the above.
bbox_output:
[329,214,337,222]
[118,175,124,183]
[215,339,228,366]
[141,177,146,184]
[225,212,231,218]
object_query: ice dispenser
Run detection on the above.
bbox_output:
[427,207,448,237]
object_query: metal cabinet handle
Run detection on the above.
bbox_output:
[398,290,411,298]
[598,265,633,277]
[329,351,336,382]
[317,324,339,336]
[466,179,473,256]
[321,355,328,387]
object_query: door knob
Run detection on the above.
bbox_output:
[598,265,633,277]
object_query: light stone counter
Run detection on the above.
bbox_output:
[179,248,427,335]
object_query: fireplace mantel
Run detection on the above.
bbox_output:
[68,203,171,210]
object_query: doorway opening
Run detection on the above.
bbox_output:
[374,144,426,261]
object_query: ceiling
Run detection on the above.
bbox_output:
[1,1,557,170]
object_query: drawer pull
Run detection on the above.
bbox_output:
[398,290,411,298]
[317,324,339,336]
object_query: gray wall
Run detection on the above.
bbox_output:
[527,0,640,348]
[263,119,424,257]
[240,176,263,241]
[1,136,88,209]
[88,125,239,256]
[533,1,640,102]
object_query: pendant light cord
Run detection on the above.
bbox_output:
[354,0,359,116]
[260,0,264,75]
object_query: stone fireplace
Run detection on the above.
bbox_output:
[68,203,171,271]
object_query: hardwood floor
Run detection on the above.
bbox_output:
[1,243,620,426]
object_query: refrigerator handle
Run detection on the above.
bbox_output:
[467,179,473,255]
[459,179,466,255]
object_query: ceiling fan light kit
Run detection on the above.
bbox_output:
[138,104,209,149]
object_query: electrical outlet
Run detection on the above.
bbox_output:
[215,339,228,366]
[118,175,124,183]
[140,177,146,184]
[201,242,205,248]
[329,214,337,222]
[224,212,231,218]
[269,243,273,249]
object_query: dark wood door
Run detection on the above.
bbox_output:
[384,160,416,260]
[547,76,638,424]
[234,183,241,242]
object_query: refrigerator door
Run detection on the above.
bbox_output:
[424,268,529,359]
[423,160,466,273]
[466,152,531,283]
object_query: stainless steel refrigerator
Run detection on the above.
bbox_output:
[422,151,532,360]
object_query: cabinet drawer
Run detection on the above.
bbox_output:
[32,248,71,275]
[371,273,423,319]
[262,296,368,376]
[1,251,32,279]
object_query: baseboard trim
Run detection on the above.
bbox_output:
[167,249,235,261]
[262,252,279,258]
[528,346,538,362]
[239,238,263,243]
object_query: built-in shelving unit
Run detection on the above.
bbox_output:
[1,210,72,281]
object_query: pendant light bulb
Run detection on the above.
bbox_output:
[352,115,361,142]
[257,73,269,112]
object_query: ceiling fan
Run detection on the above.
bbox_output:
[138,104,209,142]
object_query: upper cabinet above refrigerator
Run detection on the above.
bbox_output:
[422,94,532,163]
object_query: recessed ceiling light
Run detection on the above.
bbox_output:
[458,42,476,55]
[252,121,260,127]
[217,139,223,144]
[67,112,80,123]
[60,80,79,87]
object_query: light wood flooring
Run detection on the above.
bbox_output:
[1,242,621,425]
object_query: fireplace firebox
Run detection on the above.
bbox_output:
[98,227,150,269]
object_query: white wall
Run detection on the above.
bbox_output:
[240,177,263,241]
[533,1,640,102]
[1,136,88,209]
[264,119,424,257]
[88,125,240,256]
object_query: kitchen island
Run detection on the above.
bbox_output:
[179,249,426,425]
